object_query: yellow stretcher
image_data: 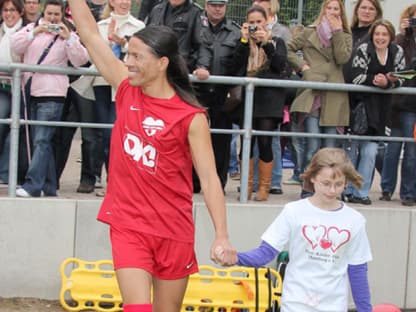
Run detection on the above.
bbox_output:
[60,258,282,312]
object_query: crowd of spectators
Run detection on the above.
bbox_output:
[0,0,415,206]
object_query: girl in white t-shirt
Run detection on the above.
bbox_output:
[233,147,373,312]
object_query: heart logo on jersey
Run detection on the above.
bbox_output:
[142,117,165,136]
[302,225,351,253]
[327,226,351,252]
[302,225,326,250]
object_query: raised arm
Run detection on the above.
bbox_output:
[67,0,128,89]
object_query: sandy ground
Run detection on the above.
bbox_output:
[0,298,66,312]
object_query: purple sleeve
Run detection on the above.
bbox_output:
[237,241,279,268]
[348,263,372,312]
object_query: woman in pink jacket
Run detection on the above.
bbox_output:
[11,0,89,197]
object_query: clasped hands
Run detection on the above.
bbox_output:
[210,240,238,266]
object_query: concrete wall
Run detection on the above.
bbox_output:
[0,198,415,309]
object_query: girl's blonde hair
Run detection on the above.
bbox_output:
[313,0,351,34]
[350,0,383,29]
[301,148,363,193]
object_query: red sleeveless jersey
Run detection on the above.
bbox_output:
[97,79,205,243]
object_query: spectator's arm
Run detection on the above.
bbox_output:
[332,31,352,65]
[264,36,287,74]
[286,30,307,72]
[351,44,374,86]
[10,24,34,56]
[65,32,90,67]
[228,40,249,77]
[67,0,127,89]
[390,46,406,88]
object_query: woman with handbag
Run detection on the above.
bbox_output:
[11,0,89,197]
[343,19,405,205]
[231,5,287,201]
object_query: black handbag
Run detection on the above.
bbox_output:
[350,101,368,135]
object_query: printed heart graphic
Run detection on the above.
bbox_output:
[302,225,326,250]
[319,239,332,249]
[327,227,351,252]
[142,117,165,136]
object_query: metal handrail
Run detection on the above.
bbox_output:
[1,62,416,200]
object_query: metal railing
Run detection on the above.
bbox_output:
[1,62,416,201]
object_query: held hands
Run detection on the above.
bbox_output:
[33,22,71,40]
[210,239,237,266]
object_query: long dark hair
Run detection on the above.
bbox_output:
[133,25,201,108]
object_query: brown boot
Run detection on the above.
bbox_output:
[239,158,254,200]
[255,160,274,201]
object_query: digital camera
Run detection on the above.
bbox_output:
[410,17,416,28]
[48,24,61,33]
[248,25,257,33]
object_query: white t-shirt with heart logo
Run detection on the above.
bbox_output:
[262,198,372,312]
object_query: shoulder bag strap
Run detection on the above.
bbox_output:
[36,34,59,65]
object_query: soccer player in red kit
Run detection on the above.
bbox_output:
[66,1,236,311]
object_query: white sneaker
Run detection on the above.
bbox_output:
[95,176,103,189]
[16,188,32,197]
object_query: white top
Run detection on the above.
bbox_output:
[262,198,372,312]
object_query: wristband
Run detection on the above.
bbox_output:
[240,37,248,44]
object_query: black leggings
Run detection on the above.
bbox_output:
[240,117,278,163]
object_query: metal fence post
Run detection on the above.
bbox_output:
[239,81,255,203]
[8,68,22,197]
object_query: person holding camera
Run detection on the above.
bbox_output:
[230,5,287,201]
[11,0,89,197]
[380,4,416,206]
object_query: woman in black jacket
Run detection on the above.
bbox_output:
[232,5,287,201]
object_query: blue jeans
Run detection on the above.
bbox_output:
[304,115,337,167]
[22,100,64,196]
[228,124,239,174]
[399,112,416,199]
[289,119,306,180]
[345,140,378,198]
[380,128,402,195]
[93,86,115,173]
[253,132,282,190]
[0,90,11,153]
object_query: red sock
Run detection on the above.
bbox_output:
[123,303,152,312]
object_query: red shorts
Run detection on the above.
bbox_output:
[110,225,198,279]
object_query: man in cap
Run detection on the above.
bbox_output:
[192,0,242,192]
